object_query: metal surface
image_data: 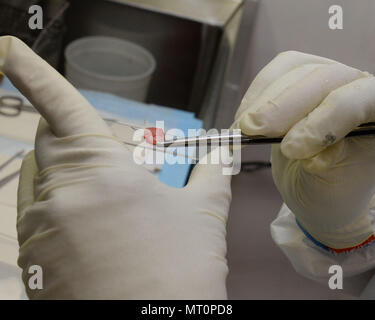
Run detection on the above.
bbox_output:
[65,0,246,119]
[105,0,243,26]
[198,4,244,128]
[0,0,68,68]
[212,0,259,129]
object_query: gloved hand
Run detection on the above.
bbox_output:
[0,36,232,299]
[233,50,375,252]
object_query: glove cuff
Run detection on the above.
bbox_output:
[296,217,375,253]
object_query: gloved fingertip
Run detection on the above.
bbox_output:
[280,119,327,160]
[238,111,267,136]
[280,136,309,160]
[281,132,327,160]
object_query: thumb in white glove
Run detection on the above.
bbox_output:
[0,36,232,299]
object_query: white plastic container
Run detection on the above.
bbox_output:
[64,36,156,102]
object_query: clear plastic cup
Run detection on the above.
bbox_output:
[64,36,156,102]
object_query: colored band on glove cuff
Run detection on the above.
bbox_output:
[296,219,375,253]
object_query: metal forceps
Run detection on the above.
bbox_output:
[105,119,375,162]
[104,118,200,161]
[0,95,23,117]
[157,123,375,148]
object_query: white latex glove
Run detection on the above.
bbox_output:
[233,50,375,252]
[0,36,232,299]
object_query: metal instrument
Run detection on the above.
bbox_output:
[0,149,24,189]
[157,123,375,148]
[0,95,23,117]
